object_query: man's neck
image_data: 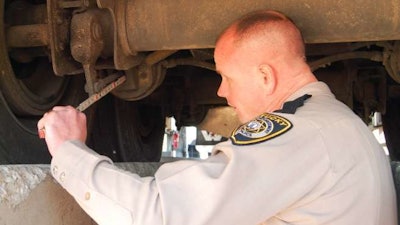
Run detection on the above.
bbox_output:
[267,70,317,113]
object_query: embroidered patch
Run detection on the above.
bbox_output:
[230,113,292,145]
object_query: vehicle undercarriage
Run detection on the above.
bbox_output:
[1,0,400,163]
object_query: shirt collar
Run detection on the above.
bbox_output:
[285,81,333,102]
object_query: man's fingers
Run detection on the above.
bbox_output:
[37,106,70,139]
[37,113,48,131]
[37,110,50,139]
[52,105,75,111]
[38,128,46,139]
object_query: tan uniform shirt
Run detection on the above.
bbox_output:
[51,82,397,225]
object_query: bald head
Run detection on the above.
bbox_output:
[217,10,306,63]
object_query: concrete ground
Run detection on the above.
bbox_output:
[0,163,162,225]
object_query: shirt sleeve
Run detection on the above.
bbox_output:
[50,140,229,225]
[51,124,330,225]
[51,140,134,224]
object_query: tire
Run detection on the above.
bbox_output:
[87,96,164,162]
[0,98,51,164]
[0,58,69,116]
[0,0,68,163]
[0,74,87,164]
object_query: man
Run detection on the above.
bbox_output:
[38,10,397,225]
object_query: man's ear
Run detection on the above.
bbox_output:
[259,64,276,95]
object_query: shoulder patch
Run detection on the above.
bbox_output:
[230,113,292,146]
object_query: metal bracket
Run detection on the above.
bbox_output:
[70,9,105,94]
[382,41,400,84]
[47,0,81,75]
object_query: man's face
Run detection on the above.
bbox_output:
[214,33,267,124]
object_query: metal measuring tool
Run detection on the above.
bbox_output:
[38,75,126,139]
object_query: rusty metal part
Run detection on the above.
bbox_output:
[95,0,141,70]
[6,0,400,76]
[145,50,177,66]
[190,49,214,60]
[47,0,81,75]
[198,106,241,138]
[111,50,176,101]
[5,1,49,60]
[306,42,376,56]
[97,0,400,52]
[382,41,400,84]
[70,10,104,65]
[82,64,98,95]
[6,24,49,48]
[59,0,91,9]
[112,65,166,101]
[163,58,216,71]
[93,72,121,92]
[71,9,105,94]
[309,51,384,71]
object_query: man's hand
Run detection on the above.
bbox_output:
[37,106,87,157]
